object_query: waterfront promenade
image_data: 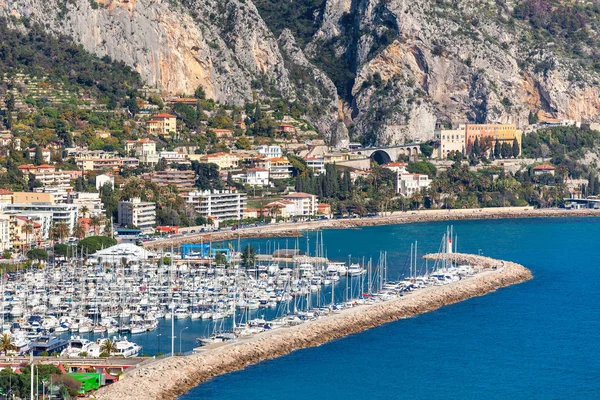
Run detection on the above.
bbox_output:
[143,207,600,250]
[94,253,533,400]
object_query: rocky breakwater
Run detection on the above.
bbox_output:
[94,253,532,400]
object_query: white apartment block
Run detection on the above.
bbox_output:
[397,174,431,197]
[2,203,78,236]
[126,139,159,165]
[118,198,156,234]
[257,145,282,158]
[158,151,188,163]
[243,168,270,187]
[0,214,10,251]
[305,157,325,174]
[68,192,104,216]
[95,174,115,191]
[182,190,247,221]
[283,192,318,216]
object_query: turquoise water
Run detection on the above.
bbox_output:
[179,217,600,399]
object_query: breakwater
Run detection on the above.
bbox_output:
[94,253,532,400]
[143,207,600,250]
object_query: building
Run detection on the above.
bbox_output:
[77,156,139,172]
[68,192,104,216]
[434,124,522,159]
[279,124,296,134]
[464,124,522,156]
[257,145,282,158]
[118,198,156,234]
[317,203,332,216]
[158,151,188,164]
[95,174,115,191]
[243,168,270,187]
[27,147,52,163]
[0,213,10,252]
[2,203,79,236]
[125,139,159,165]
[198,152,240,169]
[0,189,13,204]
[434,127,466,159]
[142,169,196,192]
[305,157,325,175]
[11,192,55,204]
[283,192,318,216]
[533,163,556,176]
[383,162,408,174]
[146,113,177,136]
[265,200,296,219]
[397,173,431,197]
[182,190,247,221]
[258,157,293,180]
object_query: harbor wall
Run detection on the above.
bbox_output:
[94,253,533,400]
[143,207,600,250]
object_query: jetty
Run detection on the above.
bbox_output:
[94,253,532,400]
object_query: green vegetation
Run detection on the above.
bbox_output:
[77,236,117,254]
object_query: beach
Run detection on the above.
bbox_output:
[93,253,533,400]
[143,207,600,250]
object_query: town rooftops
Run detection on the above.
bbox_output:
[533,163,555,171]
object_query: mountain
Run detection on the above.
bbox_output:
[3,0,600,146]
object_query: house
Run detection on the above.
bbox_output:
[257,145,282,158]
[305,157,325,175]
[146,113,177,136]
[125,138,159,165]
[397,173,431,197]
[265,200,296,219]
[197,152,240,169]
[27,147,52,163]
[279,124,296,134]
[258,157,293,179]
[243,168,270,187]
[282,192,318,216]
[383,162,408,174]
[317,203,332,217]
[533,163,556,176]
[95,174,115,191]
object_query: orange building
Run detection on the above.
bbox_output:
[464,124,522,155]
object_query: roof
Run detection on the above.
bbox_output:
[0,188,13,195]
[152,113,176,119]
[385,162,407,167]
[284,192,315,199]
[533,163,555,170]
[247,168,268,172]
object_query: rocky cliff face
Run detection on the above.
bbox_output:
[2,0,600,146]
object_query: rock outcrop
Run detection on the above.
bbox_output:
[3,0,600,146]
[94,253,532,400]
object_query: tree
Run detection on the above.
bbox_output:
[155,157,168,172]
[512,138,520,158]
[235,136,251,150]
[254,102,262,121]
[53,243,69,258]
[241,245,256,267]
[90,215,102,236]
[100,339,117,357]
[472,137,481,157]
[194,85,206,100]
[494,140,501,159]
[80,205,90,218]
[52,222,70,243]
[0,333,17,355]
[77,236,117,254]
[419,142,434,158]
[124,97,140,117]
[34,145,44,165]
[26,248,48,261]
[22,223,34,248]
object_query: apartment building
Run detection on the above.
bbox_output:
[0,214,10,252]
[118,198,156,234]
[305,157,325,175]
[397,174,432,197]
[142,169,196,192]
[282,192,318,216]
[146,113,177,136]
[125,138,159,165]
[68,192,104,216]
[2,203,78,236]
[182,190,247,221]
[257,145,282,158]
[242,168,269,187]
[197,152,240,169]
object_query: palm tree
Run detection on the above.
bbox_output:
[53,222,70,243]
[90,216,102,236]
[73,223,86,240]
[22,223,34,249]
[0,333,17,355]
[100,339,117,357]
[80,205,90,218]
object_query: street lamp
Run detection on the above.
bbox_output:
[156,333,162,356]
[179,326,188,355]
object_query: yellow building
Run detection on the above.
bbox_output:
[12,192,55,204]
[197,152,240,169]
[146,113,177,136]
[465,124,522,155]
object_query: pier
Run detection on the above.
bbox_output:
[94,253,533,400]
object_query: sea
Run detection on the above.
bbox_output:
[173,217,600,400]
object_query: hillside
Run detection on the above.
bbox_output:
[2,0,600,146]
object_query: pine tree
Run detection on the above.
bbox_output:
[34,145,44,165]
[254,102,262,121]
[473,137,481,157]
[512,138,520,158]
[494,140,501,159]
[501,142,512,159]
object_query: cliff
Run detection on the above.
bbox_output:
[2,0,600,146]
